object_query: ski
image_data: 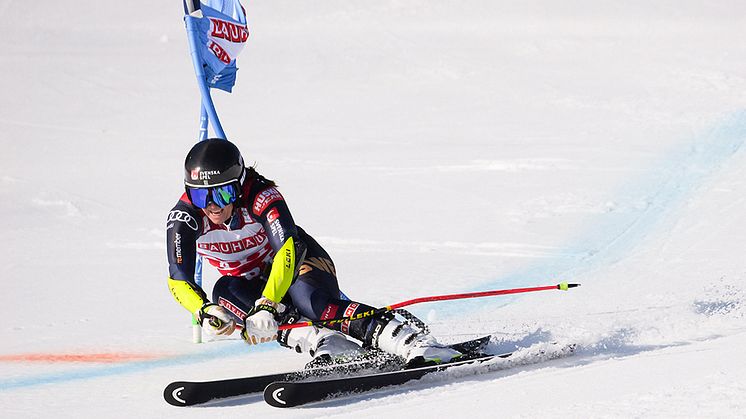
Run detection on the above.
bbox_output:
[263,353,503,408]
[263,343,575,408]
[164,336,490,406]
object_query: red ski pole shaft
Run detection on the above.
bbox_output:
[387,283,578,309]
[277,282,579,331]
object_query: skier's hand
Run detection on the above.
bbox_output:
[242,298,281,344]
[198,303,236,336]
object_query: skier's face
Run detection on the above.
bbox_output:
[203,202,233,224]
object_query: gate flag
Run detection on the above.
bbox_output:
[187,0,248,92]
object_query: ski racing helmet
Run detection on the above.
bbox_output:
[184,138,245,208]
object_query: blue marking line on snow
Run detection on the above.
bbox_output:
[0,341,279,392]
[519,111,745,281]
[433,110,746,317]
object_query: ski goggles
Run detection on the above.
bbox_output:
[186,183,239,209]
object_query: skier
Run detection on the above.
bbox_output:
[166,138,461,366]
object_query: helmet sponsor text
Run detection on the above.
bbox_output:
[190,169,221,181]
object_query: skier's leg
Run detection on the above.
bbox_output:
[286,230,460,365]
[280,229,364,360]
[211,275,263,322]
[290,293,462,365]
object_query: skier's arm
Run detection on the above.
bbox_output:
[167,277,206,314]
[166,202,209,314]
[251,187,307,303]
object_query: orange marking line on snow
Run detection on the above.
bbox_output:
[0,353,166,363]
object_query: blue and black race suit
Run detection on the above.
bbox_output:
[166,170,376,342]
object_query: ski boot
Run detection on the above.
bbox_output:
[278,310,364,368]
[368,315,462,367]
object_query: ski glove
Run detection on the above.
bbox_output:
[198,303,236,336]
[242,298,281,344]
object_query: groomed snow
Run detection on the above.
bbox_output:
[1,1,745,417]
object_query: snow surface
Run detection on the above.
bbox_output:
[2,1,746,417]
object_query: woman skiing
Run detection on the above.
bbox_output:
[166,138,461,366]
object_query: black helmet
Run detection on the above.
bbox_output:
[184,139,245,188]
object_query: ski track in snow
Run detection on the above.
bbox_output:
[479,111,746,289]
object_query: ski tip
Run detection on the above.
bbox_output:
[557,282,580,290]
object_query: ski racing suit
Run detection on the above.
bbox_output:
[166,172,379,346]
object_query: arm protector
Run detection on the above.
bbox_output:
[167,277,208,315]
[261,236,307,303]
[166,198,207,314]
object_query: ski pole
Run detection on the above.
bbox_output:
[278,282,580,331]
